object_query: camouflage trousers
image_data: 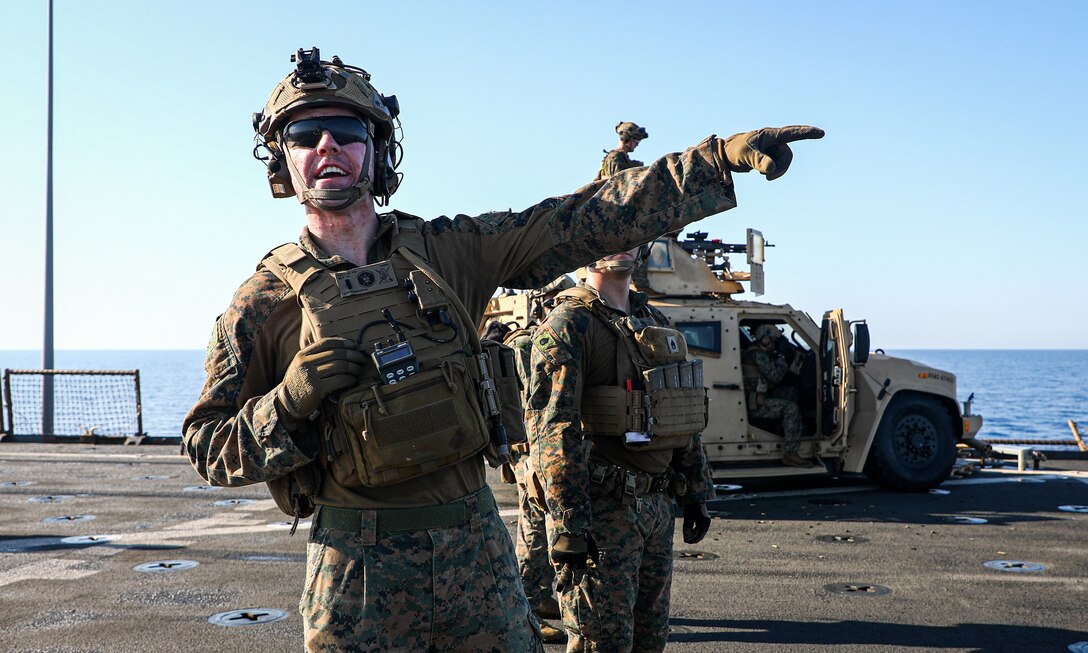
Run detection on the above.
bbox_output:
[751,397,803,453]
[515,456,557,612]
[300,487,543,652]
[554,491,675,653]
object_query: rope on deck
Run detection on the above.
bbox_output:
[981,422,1086,450]
[979,439,1080,446]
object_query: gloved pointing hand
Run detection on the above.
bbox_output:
[275,337,368,420]
[683,502,712,544]
[722,125,825,181]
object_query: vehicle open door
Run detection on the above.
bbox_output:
[819,309,853,442]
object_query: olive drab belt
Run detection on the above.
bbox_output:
[260,227,521,491]
[315,486,498,538]
[587,461,685,506]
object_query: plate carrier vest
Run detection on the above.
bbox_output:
[555,287,708,452]
[260,216,523,520]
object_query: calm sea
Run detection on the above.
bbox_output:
[1,350,1086,444]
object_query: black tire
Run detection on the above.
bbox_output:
[864,395,956,492]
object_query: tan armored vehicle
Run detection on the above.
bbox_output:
[483,230,984,491]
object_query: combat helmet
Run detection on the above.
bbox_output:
[252,47,403,209]
[615,121,648,142]
[528,275,576,322]
[753,324,783,343]
[531,274,577,299]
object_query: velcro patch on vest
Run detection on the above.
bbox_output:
[335,261,399,297]
[533,326,572,367]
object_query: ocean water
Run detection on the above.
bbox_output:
[889,350,1088,446]
[1,349,1086,444]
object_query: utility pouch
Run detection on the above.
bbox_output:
[335,360,490,487]
[634,326,687,366]
[479,339,526,466]
[647,387,708,438]
[526,466,548,510]
[580,386,633,435]
[266,461,319,519]
[499,461,517,484]
[741,363,763,409]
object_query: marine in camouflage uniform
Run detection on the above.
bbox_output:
[596,122,660,297]
[507,276,575,642]
[182,45,822,653]
[742,325,809,467]
[595,121,647,182]
[526,246,716,652]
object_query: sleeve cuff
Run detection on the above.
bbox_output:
[552,504,592,536]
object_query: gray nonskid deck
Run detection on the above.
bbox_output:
[1,443,1085,653]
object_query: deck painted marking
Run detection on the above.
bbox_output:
[0,558,100,588]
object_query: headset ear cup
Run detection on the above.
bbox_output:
[262,141,295,198]
[267,153,295,198]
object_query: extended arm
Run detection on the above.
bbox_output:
[426,127,822,321]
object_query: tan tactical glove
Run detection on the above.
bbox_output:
[722,125,825,181]
[275,337,368,421]
[552,532,598,591]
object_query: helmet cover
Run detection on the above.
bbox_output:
[753,324,783,343]
[615,121,648,142]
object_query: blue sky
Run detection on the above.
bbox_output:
[2,1,1086,350]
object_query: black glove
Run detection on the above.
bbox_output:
[551,532,597,569]
[275,337,367,420]
[722,125,825,181]
[683,503,712,544]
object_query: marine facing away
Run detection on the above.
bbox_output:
[181,46,823,653]
[526,245,715,652]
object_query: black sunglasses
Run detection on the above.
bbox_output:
[283,116,370,149]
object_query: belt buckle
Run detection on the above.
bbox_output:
[591,465,609,485]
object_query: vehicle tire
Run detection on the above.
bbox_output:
[864,395,956,492]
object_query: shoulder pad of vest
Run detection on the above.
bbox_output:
[503,327,534,344]
[555,287,598,306]
[258,242,304,271]
[388,210,426,229]
[388,211,429,261]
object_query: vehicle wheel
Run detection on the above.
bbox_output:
[864,395,956,491]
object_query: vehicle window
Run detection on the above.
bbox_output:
[677,321,720,353]
[740,321,812,352]
[645,239,672,270]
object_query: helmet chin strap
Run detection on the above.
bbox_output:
[282,138,374,212]
[589,243,651,275]
[590,259,637,274]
